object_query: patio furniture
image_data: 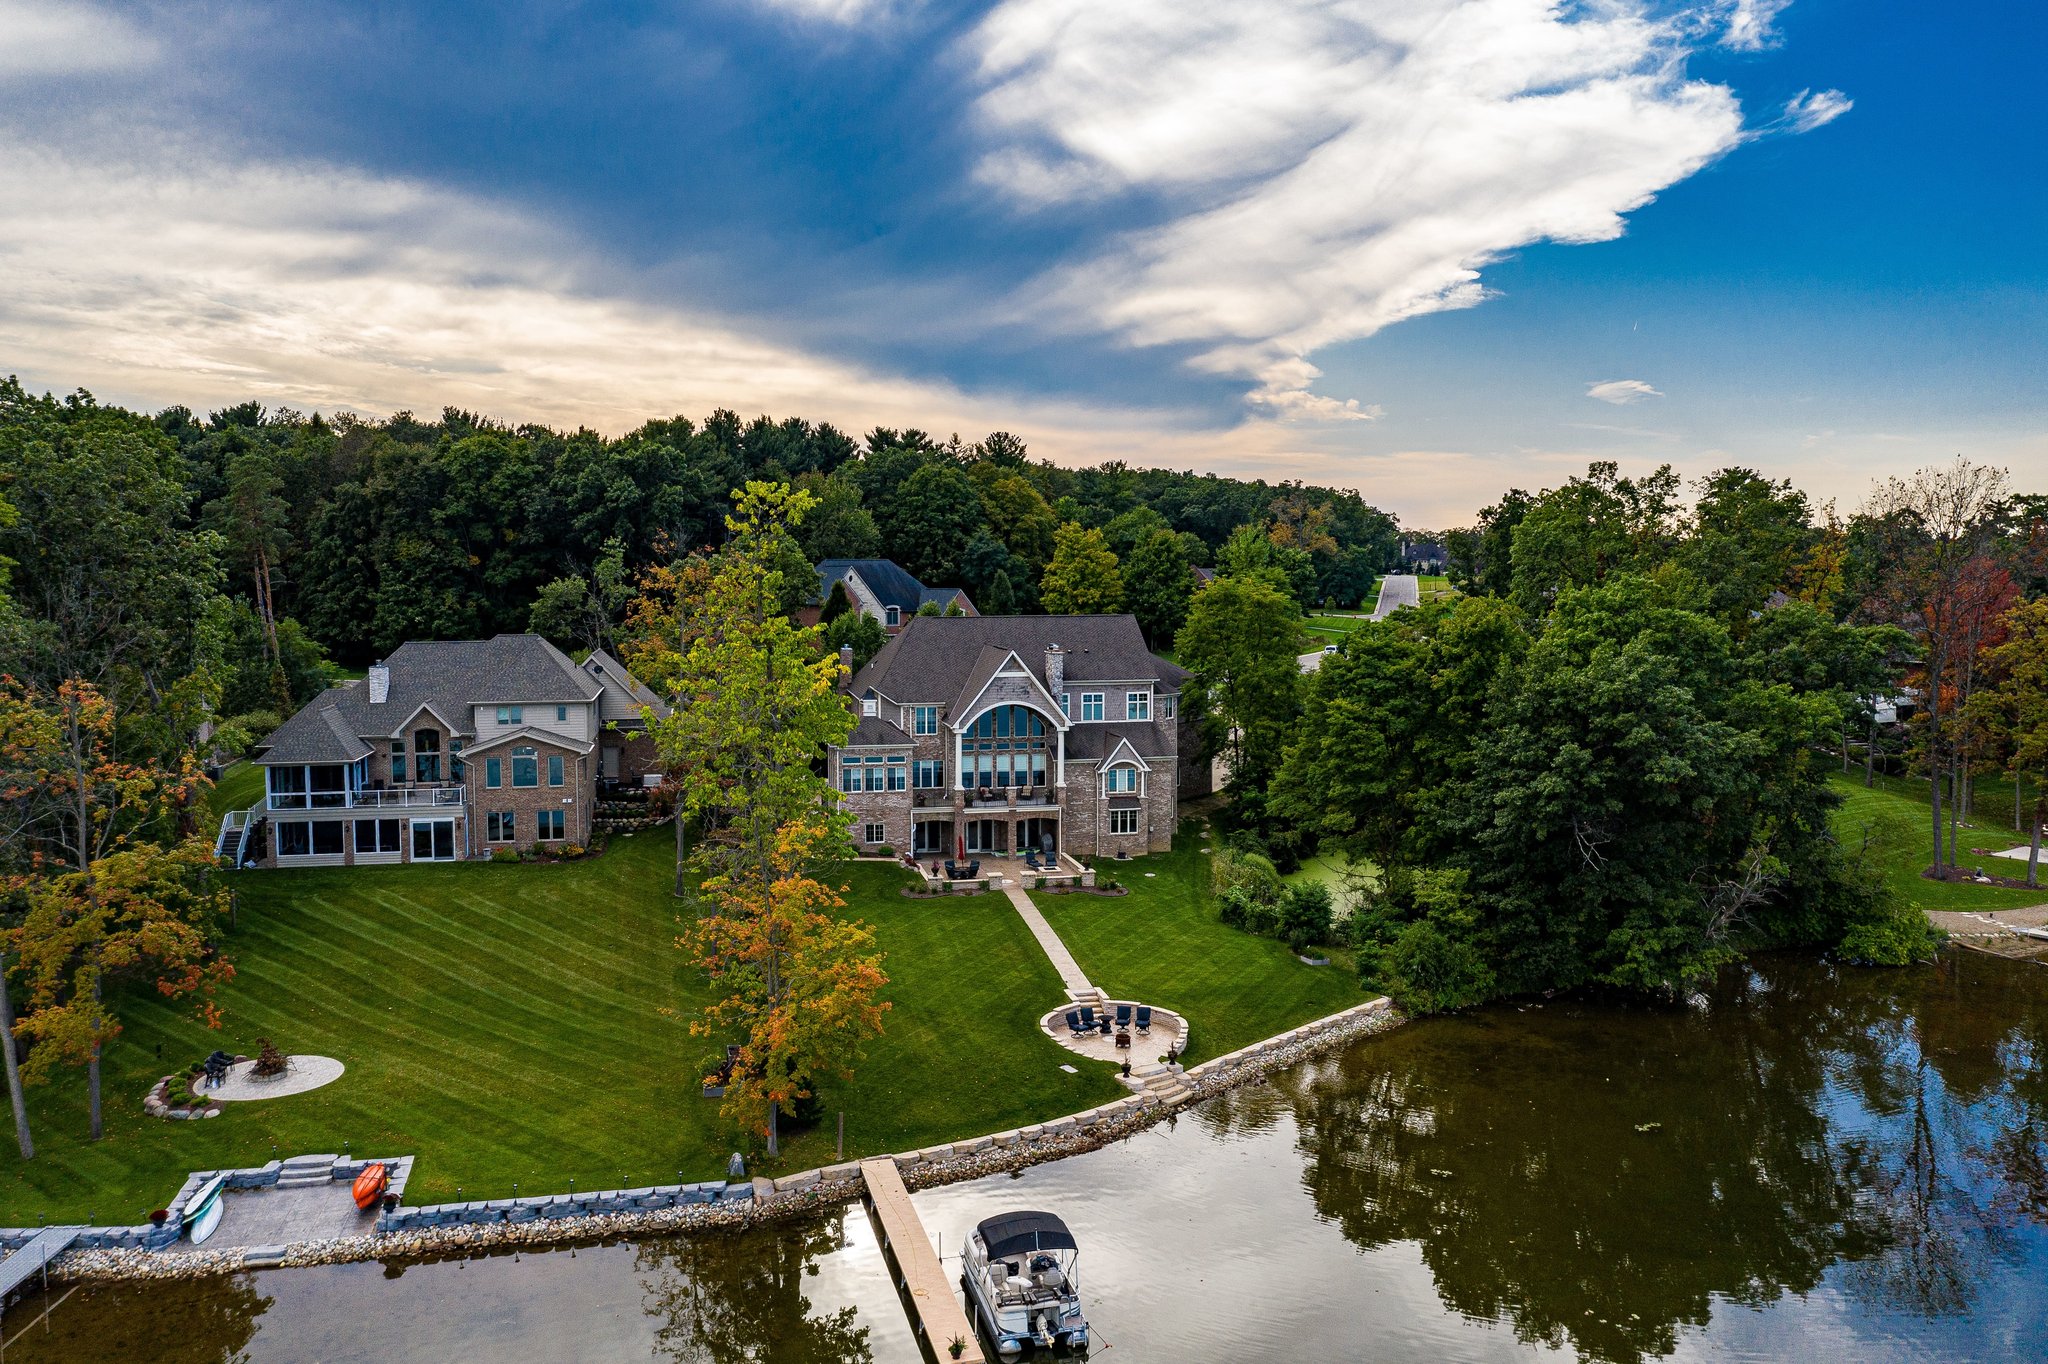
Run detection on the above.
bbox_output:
[1135,1005,1152,1033]
[1115,1031,1131,1050]
[1065,1010,1084,1035]
[1097,1016,1113,1036]
[964,860,981,878]
[1024,849,1042,871]
[944,860,961,880]
[1079,1007,1096,1031]
[1114,1003,1132,1030]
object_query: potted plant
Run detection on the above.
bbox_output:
[948,1335,967,1360]
[148,1209,170,1226]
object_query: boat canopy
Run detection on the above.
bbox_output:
[977,1211,1078,1260]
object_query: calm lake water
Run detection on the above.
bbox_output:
[8,951,2047,1363]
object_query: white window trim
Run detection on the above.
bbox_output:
[1108,808,1140,835]
[1079,692,1104,722]
[1126,691,1151,721]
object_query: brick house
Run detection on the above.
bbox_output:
[220,636,667,868]
[803,559,976,633]
[830,614,1194,861]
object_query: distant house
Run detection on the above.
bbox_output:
[807,559,975,633]
[829,614,1197,861]
[219,635,667,868]
[1399,537,1446,574]
[1191,566,1218,587]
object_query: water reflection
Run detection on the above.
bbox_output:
[637,1220,875,1364]
[1282,953,2048,1361]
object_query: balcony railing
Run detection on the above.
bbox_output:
[266,784,466,811]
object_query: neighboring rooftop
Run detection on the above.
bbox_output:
[816,558,974,619]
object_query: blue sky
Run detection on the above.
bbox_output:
[0,0,2039,524]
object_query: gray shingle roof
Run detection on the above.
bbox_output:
[851,615,1187,703]
[257,634,606,765]
[817,559,973,617]
[1063,721,1174,762]
[848,714,912,747]
[583,648,672,724]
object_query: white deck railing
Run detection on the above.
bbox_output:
[265,785,466,812]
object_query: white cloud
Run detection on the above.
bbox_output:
[743,0,906,24]
[1587,379,1664,404]
[967,0,1745,419]
[1780,88,1852,134]
[1721,0,1794,51]
[0,1,157,77]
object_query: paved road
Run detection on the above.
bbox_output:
[1369,574,1420,620]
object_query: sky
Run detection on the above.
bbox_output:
[0,0,2041,527]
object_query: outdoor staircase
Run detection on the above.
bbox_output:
[1127,1059,1193,1106]
[214,806,265,868]
[274,1153,339,1190]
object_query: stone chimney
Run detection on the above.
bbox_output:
[1044,644,1064,695]
[368,661,390,705]
[838,645,855,690]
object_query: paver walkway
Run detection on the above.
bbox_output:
[1369,573,1419,620]
[1001,884,1095,996]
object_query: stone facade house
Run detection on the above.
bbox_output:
[221,636,667,868]
[830,614,1194,861]
[804,559,975,633]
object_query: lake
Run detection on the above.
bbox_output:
[7,951,2045,1362]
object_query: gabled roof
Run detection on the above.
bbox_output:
[817,559,972,618]
[462,725,595,757]
[258,634,626,765]
[583,648,672,724]
[1064,720,1174,763]
[851,614,1187,703]
[949,646,1066,728]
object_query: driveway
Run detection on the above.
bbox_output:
[1370,574,1420,619]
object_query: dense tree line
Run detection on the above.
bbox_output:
[1186,457,2048,1013]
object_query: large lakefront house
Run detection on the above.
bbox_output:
[218,635,667,868]
[831,614,1202,861]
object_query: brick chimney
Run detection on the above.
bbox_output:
[368,661,390,705]
[1044,644,1064,695]
[838,645,855,690]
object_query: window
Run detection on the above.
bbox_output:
[485,757,502,789]
[1105,766,1139,794]
[887,756,907,791]
[840,758,864,793]
[414,729,441,783]
[884,605,901,627]
[511,746,538,788]
[537,809,565,841]
[276,821,311,856]
[1079,693,1104,721]
[301,821,345,855]
[912,705,939,736]
[1108,808,1140,836]
[488,810,517,842]
[866,760,887,792]
[389,739,405,784]
[555,704,568,723]
[548,754,565,787]
[1159,694,1177,720]
[864,822,886,845]
[355,818,402,853]
[496,705,523,725]
[1058,693,1069,717]
[449,738,465,781]
[913,759,944,788]
[1126,691,1151,721]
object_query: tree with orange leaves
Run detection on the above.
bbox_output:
[686,814,888,1154]
[0,677,233,1141]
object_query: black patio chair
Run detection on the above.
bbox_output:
[1135,1005,1152,1033]
[1079,1006,1096,1031]
[1065,1010,1084,1035]
[965,860,981,878]
[944,860,961,880]
[1115,1003,1132,1030]
[1024,849,1042,871]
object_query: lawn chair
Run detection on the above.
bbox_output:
[1135,1005,1152,1033]
[965,860,981,878]
[1079,1006,1096,1032]
[1024,848,1042,871]
[1115,1003,1132,1030]
[1065,1010,1084,1035]
[944,860,961,880]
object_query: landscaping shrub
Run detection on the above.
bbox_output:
[1276,882,1334,953]
[875,845,896,859]
[1835,887,1943,965]
[1211,846,1283,904]
[1378,920,1494,1016]
[491,847,519,863]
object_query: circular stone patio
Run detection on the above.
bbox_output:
[1038,1003,1187,1067]
[206,1055,346,1101]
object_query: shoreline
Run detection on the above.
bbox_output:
[30,998,1403,1286]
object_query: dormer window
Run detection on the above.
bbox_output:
[885,605,901,627]
[862,698,878,717]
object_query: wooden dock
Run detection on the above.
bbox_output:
[860,1159,985,1364]
[0,1227,81,1311]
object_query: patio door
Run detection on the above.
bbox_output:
[410,817,457,862]
[964,819,1006,854]
[914,820,952,855]
[1019,818,1057,856]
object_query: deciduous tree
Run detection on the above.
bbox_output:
[1040,524,1123,615]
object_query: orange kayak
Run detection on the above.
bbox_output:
[352,1162,389,1211]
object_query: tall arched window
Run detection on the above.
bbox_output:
[962,705,1051,789]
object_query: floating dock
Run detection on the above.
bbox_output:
[0,1227,81,1311]
[860,1159,985,1364]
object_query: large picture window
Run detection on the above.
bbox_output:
[276,821,310,856]
[913,759,944,788]
[537,809,565,841]
[354,818,403,853]
[488,810,517,842]
[511,746,539,788]
[960,706,1051,789]
[1108,808,1140,835]
[414,729,441,783]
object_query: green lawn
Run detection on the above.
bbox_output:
[1828,773,2045,912]
[0,835,1118,1223]
[206,760,265,822]
[1032,822,1366,1064]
